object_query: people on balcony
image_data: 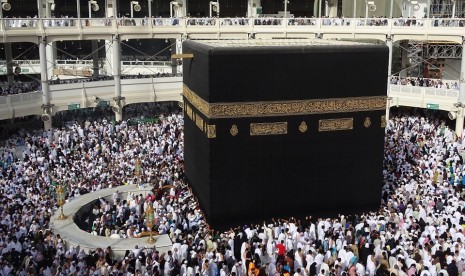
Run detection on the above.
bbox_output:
[0,14,464,29]
[390,76,459,90]
[0,80,40,96]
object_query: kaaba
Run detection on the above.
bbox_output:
[182,39,388,229]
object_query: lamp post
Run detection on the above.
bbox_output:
[365,0,374,22]
[0,0,11,21]
[45,0,55,18]
[130,1,141,18]
[353,0,356,19]
[88,0,93,18]
[148,0,152,19]
[325,0,329,17]
[209,1,219,18]
[409,0,418,18]
[77,0,80,19]
[88,0,98,18]
[56,184,67,220]
[389,0,393,18]
[1,0,12,66]
[145,201,155,243]
[426,0,430,18]
[170,1,179,18]
[134,157,142,181]
[283,0,288,18]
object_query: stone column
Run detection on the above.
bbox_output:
[92,40,99,79]
[386,37,393,123]
[328,0,339,17]
[104,0,117,75]
[5,43,14,86]
[112,35,123,122]
[40,0,57,79]
[247,0,261,17]
[176,39,183,75]
[40,38,53,130]
[46,44,56,80]
[171,39,179,75]
[455,39,465,137]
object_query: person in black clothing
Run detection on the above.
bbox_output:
[447,260,459,276]
[375,263,390,276]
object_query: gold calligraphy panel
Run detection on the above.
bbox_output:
[381,115,386,128]
[207,125,216,138]
[183,84,386,119]
[319,118,353,132]
[185,104,194,121]
[195,114,204,131]
[250,122,288,136]
[185,102,216,138]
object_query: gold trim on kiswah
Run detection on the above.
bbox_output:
[183,85,210,117]
[364,117,372,128]
[319,118,353,132]
[206,125,216,138]
[195,114,204,131]
[185,104,194,120]
[184,102,216,138]
[381,115,386,128]
[183,84,386,119]
[250,122,288,136]
[299,121,308,133]
[230,125,239,136]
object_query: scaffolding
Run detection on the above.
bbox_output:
[426,43,462,59]
[406,41,424,76]
[403,41,462,78]
[430,0,465,18]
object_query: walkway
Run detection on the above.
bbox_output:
[2,17,465,43]
[0,76,458,121]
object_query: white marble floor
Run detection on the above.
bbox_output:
[50,184,173,259]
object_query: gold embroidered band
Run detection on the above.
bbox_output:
[185,102,216,138]
[250,122,288,136]
[183,84,386,119]
[318,118,353,132]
